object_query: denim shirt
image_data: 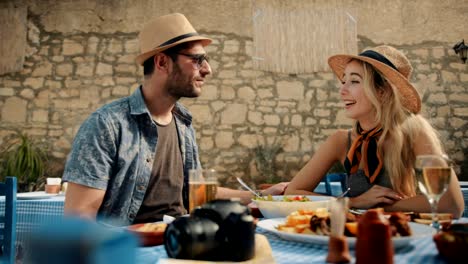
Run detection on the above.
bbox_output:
[62,87,201,225]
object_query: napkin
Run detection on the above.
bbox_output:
[47,177,62,185]
[158,234,275,264]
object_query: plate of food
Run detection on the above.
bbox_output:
[257,212,435,249]
[253,195,333,219]
[127,222,167,247]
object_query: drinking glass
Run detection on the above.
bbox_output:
[188,169,218,212]
[415,154,452,230]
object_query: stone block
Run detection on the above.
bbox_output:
[283,135,299,152]
[247,111,264,125]
[199,85,217,100]
[35,90,49,108]
[96,77,115,87]
[20,88,34,99]
[432,47,445,59]
[56,63,73,76]
[291,114,302,127]
[112,86,129,96]
[190,104,212,124]
[76,62,94,77]
[257,88,273,99]
[215,131,234,149]
[449,118,466,129]
[115,64,136,74]
[32,109,49,122]
[305,117,317,125]
[199,137,214,151]
[125,39,139,53]
[441,70,457,83]
[314,108,331,117]
[255,77,274,87]
[23,77,44,89]
[263,114,280,126]
[107,39,123,54]
[45,80,62,89]
[223,40,240,54]
[449,93,468,103]
[62,40,84,55]
[238,86,255,100]
[0,88,15,96]
[2,97,27,122]
[276,81,304,99]
[428,93,447,104]
[239,70,262,78]
[238,134,260,148]
[218,70,237,79]
[118,54,136,64]
[454,108,468,117]
[220,86,235,100]
[87,36,99,54]
[96,63,113,75]
[221,103,247,124]
[461,73,468,82]
[32,62,53,76]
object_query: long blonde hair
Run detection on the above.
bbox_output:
[354,60,444,196]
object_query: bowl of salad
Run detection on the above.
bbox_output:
[253,195,333,219]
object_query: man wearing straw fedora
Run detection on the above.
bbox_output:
[62,13,287,225]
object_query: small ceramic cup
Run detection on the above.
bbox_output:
[45,184,61,194]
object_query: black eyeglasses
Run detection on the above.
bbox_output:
[176,53,209,69]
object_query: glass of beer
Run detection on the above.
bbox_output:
[188,169,218,212]
[415,154,452,230]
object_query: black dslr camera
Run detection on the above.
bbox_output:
[164,200,255,261]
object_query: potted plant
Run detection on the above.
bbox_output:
[253,140,283,189]
[0,133,48,192]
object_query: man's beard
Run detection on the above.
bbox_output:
[166,63,200,99]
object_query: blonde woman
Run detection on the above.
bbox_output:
[285,46,464,218]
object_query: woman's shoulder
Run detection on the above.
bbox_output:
[326,129,352,151]
[329,129,352,142]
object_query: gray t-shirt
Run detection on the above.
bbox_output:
[133,118,186,223]
[345,130,393,197]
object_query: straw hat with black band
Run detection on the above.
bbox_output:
[328,45,421,114]
[135,13,212,65]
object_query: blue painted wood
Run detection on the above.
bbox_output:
[320,173,347,196]
[0,177,17,264]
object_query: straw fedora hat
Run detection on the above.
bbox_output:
[135,13,212,65]
[328,45,421,114]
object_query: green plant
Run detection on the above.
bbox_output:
[0,133,48,188]
[253,140,283,184]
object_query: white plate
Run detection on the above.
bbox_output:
[17,191,59,200]
[257,218,435,249]
[253,195,333,219]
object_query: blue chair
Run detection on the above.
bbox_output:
[321,173,348,196]
[0,177,17,264]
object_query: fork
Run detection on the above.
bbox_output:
[236,177,262,199]
[337,187,351,198]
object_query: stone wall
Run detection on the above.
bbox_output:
[0,0,467,187]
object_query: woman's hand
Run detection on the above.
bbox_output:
[349,185,404,209]
[260,182,289,196]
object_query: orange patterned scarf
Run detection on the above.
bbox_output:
[344,125,383,183]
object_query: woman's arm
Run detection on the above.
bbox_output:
[384,169,464,218]
[285,130,348,195]
[388,129,466,218]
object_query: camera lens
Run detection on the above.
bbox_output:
[164,217,219,260]
[164,200,256,261]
